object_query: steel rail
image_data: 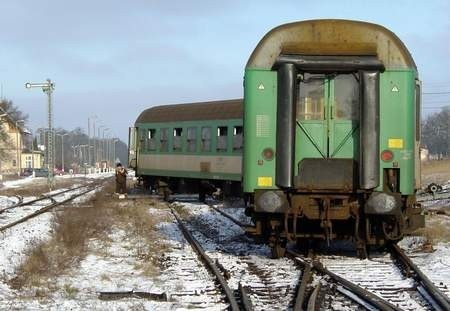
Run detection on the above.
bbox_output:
[0,184,101,232]
[238,282,253,311]
[286,250,401,311]
[391,244,450,310]
[169,207,242,311]
[293,263,313,311]
[417,189,450,202]
[207,203,255,230]
[306,283,320,311]
[0,183,92,214]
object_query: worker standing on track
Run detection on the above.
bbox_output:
[115,163,128,197]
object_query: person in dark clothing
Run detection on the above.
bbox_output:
[115,163,128,195]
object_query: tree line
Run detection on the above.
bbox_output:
[421,107,449,158]
[0,98,128,172]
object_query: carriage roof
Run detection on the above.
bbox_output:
[135,99,243,124]
[246,19,416,70]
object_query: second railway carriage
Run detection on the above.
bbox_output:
[129,99,243,200]
[242,19,425,257]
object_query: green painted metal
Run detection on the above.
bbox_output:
[295,75,360,165]
[377,70,417,194]
[244,68,417,196]
[135,119,242,157]
[243,69,278,192]
[135,117,243,183]
[137,167,241,181]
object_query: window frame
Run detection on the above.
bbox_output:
[201,126,212,152]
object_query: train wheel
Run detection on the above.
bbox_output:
[382,215,404,242]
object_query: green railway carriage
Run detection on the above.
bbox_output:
[129,99,243,199]
[243,19,424,257]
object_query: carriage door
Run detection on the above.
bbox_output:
[128,127,138,169]
[295,73,360,162]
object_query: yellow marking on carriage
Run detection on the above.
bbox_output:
[388,138,404,149]
[257,177,273,187]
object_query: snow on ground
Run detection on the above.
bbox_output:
[406,243,450,297]
[321,253,425,310]
[0,212,52,278]
[0,176,35,189]
[0,195,232,310]
[1,173,449,310]
[0,180,116,309]
[172,201,301,310]
[0,171,113,190]
[400,237,450,299]
[0,196,21,209]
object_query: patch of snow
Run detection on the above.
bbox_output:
[0,212,53,281]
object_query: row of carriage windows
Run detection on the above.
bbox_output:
[143,126,243,153]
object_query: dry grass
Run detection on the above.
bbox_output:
[415,214,450,246]
[9,180,170,292]
[419,158,450,245]
[421,158,450,185]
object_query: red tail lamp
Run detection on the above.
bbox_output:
[262,148,275,161]
[380,150,394,162]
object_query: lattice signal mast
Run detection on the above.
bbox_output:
[25,79,55,189]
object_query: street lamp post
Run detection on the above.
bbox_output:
[113,139,119,166]
[102,128,110,169]
[15,120,25,176]
[97,125,105,169]
[88,116,97,168]
[25,79,55,188]
[56,133,68,173]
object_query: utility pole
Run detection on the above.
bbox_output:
[88,116,97,168]
[88,117,90,167]
[25,79,55,188]
[56,133,68,172]
[15,120,24,176]
[98,125,105,169]
[113,138,119,166]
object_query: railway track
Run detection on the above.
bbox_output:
[417,187,450,203]
[205,200,450,310]
[0,181,104,233]
[296,247,450,310]
[170,205,242,310]
[172,200,301,310]
[0,184,95,214]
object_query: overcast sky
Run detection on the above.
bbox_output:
[1,0,449,142]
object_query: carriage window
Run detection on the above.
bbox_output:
[297,76,325,120]
[334,74,360,120]
[233,126,243,152]
[147,129,156,151]
[201,127,211,152]
[173,128,182,151]
[217,126,228,152]
[187,127,197,152]
[160,128,168,152]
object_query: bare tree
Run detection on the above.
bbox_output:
[422,108,450,158]
[0,99,29,122]
[0,99,29,160]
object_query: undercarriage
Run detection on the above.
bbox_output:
[246,192,425,258]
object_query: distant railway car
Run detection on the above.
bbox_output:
[243,19,424,257]
[129,99,243,200]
